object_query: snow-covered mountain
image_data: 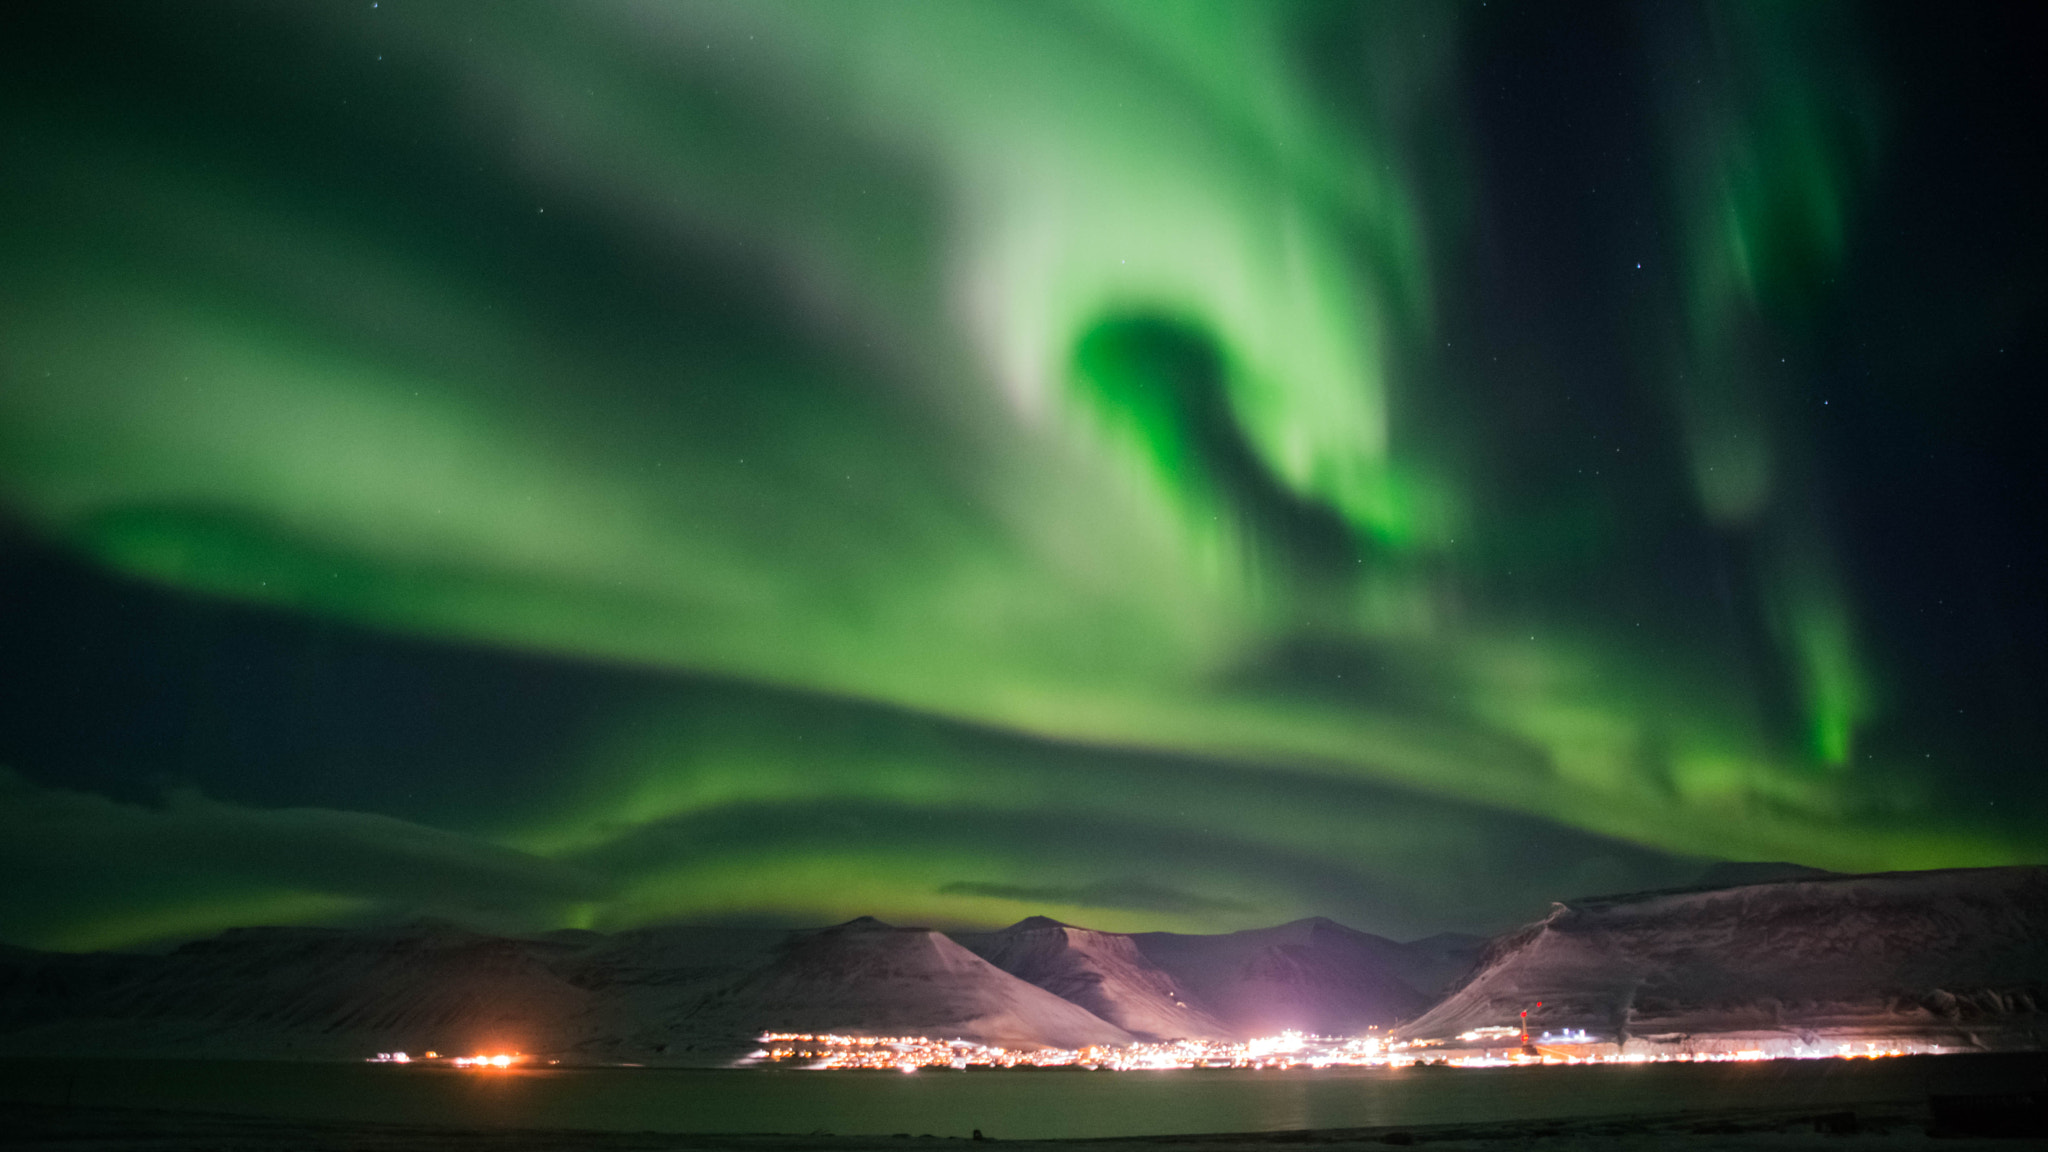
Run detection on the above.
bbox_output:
[1129,917,1450,1037]
[544,923,790,1061]
[6,870,2036,1064]
[1402,865,2048,1048]
[0,922,601,1060]
[1398,932,1491,995]
[955,916,1232,1041]
[0,913,1468,1059]
[0,916,1123,1061]
[677,917,1134,1050]
[0,920,798,1062]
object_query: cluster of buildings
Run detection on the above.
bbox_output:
[747,1030,1394,1070]
[359,1031,1930,1073]
[747,1030,1930,1071]
[366,1051,538,1069]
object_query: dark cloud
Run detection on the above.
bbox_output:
[0,769,610,950]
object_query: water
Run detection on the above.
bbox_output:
[2,1056,2042,1140]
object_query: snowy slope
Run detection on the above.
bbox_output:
[0,922,597,1060]
[956,917,1232,1041]
[679,918,1133,1049]
[550,924,789,1061]
[1131,917,1434,1035]
[1402,866,2048,1046]
[1398,931,1489,995]
[0,921,799,1062]
[26,874,2020,1066]
[1,918,1132,1061]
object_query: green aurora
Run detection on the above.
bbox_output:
[1,1,2042,952]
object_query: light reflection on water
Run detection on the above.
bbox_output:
[1,1055,2042,1140]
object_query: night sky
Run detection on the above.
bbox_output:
[2,1,2042,953]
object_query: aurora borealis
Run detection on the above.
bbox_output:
[1,1,2041,952]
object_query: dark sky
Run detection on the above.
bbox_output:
[1,1,2041,952]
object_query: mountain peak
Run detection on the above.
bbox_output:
[1007,915,1073,932]
[1266,915,1362,942]
[828,916,896,931]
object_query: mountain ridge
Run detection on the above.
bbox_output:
[3,865,2040,1062]
[955,918,1232,1041]
[1403,865,2048,1049]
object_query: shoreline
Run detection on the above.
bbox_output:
[4,1098,2040,1151]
